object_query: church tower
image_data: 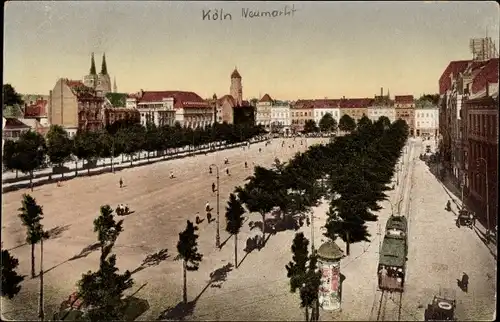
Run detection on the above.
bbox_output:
[83,52,98,88]
[230,67,243,106]
[96,53,111,96]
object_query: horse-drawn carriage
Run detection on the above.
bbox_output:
[424,288,457,321]
[456,209,474,228]
[116,204,130,216]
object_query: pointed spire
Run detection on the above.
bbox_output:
[90,53,96,75]
[101,53,108,75]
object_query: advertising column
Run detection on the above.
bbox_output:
[317,241,344,312]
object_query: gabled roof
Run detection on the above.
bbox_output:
[394,95,414,104]
[231,68,242,79]
[259,94,273,103]
[471,58,499,94]
[138,91,210,109]
[312,99,341,109]
[439,60,472,94]
[3,117,31,129]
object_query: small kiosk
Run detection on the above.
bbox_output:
[316,241,345,311]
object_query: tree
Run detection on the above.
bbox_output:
[46,125,73,175]
[225,193,245,268]
[18,194,47,278]
[77,207,132,321]
[2,84,24,107]
[303,120,318,134]
[176,220,203,304]
[2,140,21,178]
[15,131,47,190]
[1,248,25,299]
[93,205,124,268]
[318,113,337,133]
[286,233,321,321]
[338,114,356,132]
[73,130,98,175]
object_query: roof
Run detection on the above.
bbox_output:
[386,215,408,233]
[231,68,242,79]
[339,98,373,108]
[471,58,499,94]
[313,99,341,109]
[2,105,24,118]
[138,91,210,109]
[24,99,48,118]
[317,241,344,261]
[65,79,84,88]
[379,237,406,267]
[439,60,472,94]
[218,95,250,108]
[17,118,42,129]
[259,94,273,103]
[3,117,32,129]
[394,95,414,104]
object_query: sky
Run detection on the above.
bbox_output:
[4,1,499,100]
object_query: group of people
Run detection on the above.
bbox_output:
[195,201,212,224]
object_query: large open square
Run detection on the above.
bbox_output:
[2,137,328,320]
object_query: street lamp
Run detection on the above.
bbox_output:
[476,157,490,235]
[209,164,221,248]
[38,232,45,322]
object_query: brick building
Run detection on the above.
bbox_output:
[462,58,499,230]
[339,98,371,123]
[290,100,314,133]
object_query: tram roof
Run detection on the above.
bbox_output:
[379,238,406,267]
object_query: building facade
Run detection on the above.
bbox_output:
[49,78,104,135]
[290,100,314,132]
[339,98,371,123]
[414,103,439,137]
[103,93,140,127]
[127,90,211,128]
[270,100,291,133]
[394,95,415,136]
[256,94,273,130]
[313,99,341,129]
[24,97,49,127]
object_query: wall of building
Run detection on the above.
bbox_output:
[340,108,367,122]
[49,79,79,128]
[313,108,340,126]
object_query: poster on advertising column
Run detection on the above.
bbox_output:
[318,259,341,311]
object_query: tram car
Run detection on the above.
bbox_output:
[377,215,408,292]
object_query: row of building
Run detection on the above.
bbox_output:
[4,53,439,147]
[255,89,439,137]
[438,37,499,231]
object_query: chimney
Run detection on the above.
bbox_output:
[380,87,383,97]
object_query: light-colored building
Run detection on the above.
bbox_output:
[256,93,273,130]
[103,93,140,127]
[2,117,31,143]
[394,95,415,136]
[367,88,395,123]
[270,100,291,133]
[414,102,439,137]
[339,98,371,123]
[313,99,341,128]
[48,78,105,135]
[291,100,314,132]
[127,90,212,128]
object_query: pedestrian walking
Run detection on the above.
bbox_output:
[119,177,123,188]
[195,212,201,224]
[205,201,211,212]
[461,272,469,292]
[226,168,230,175]
[212,182,216,193]
[170,171,175,179]
[244,161,248,168]
[207,212,212,223]
[209,167,212,174]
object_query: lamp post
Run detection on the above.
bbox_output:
[210,164,221,248]
[476,157,490,235]
[38,234,44,322]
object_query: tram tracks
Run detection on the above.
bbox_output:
[371,140,416,321]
